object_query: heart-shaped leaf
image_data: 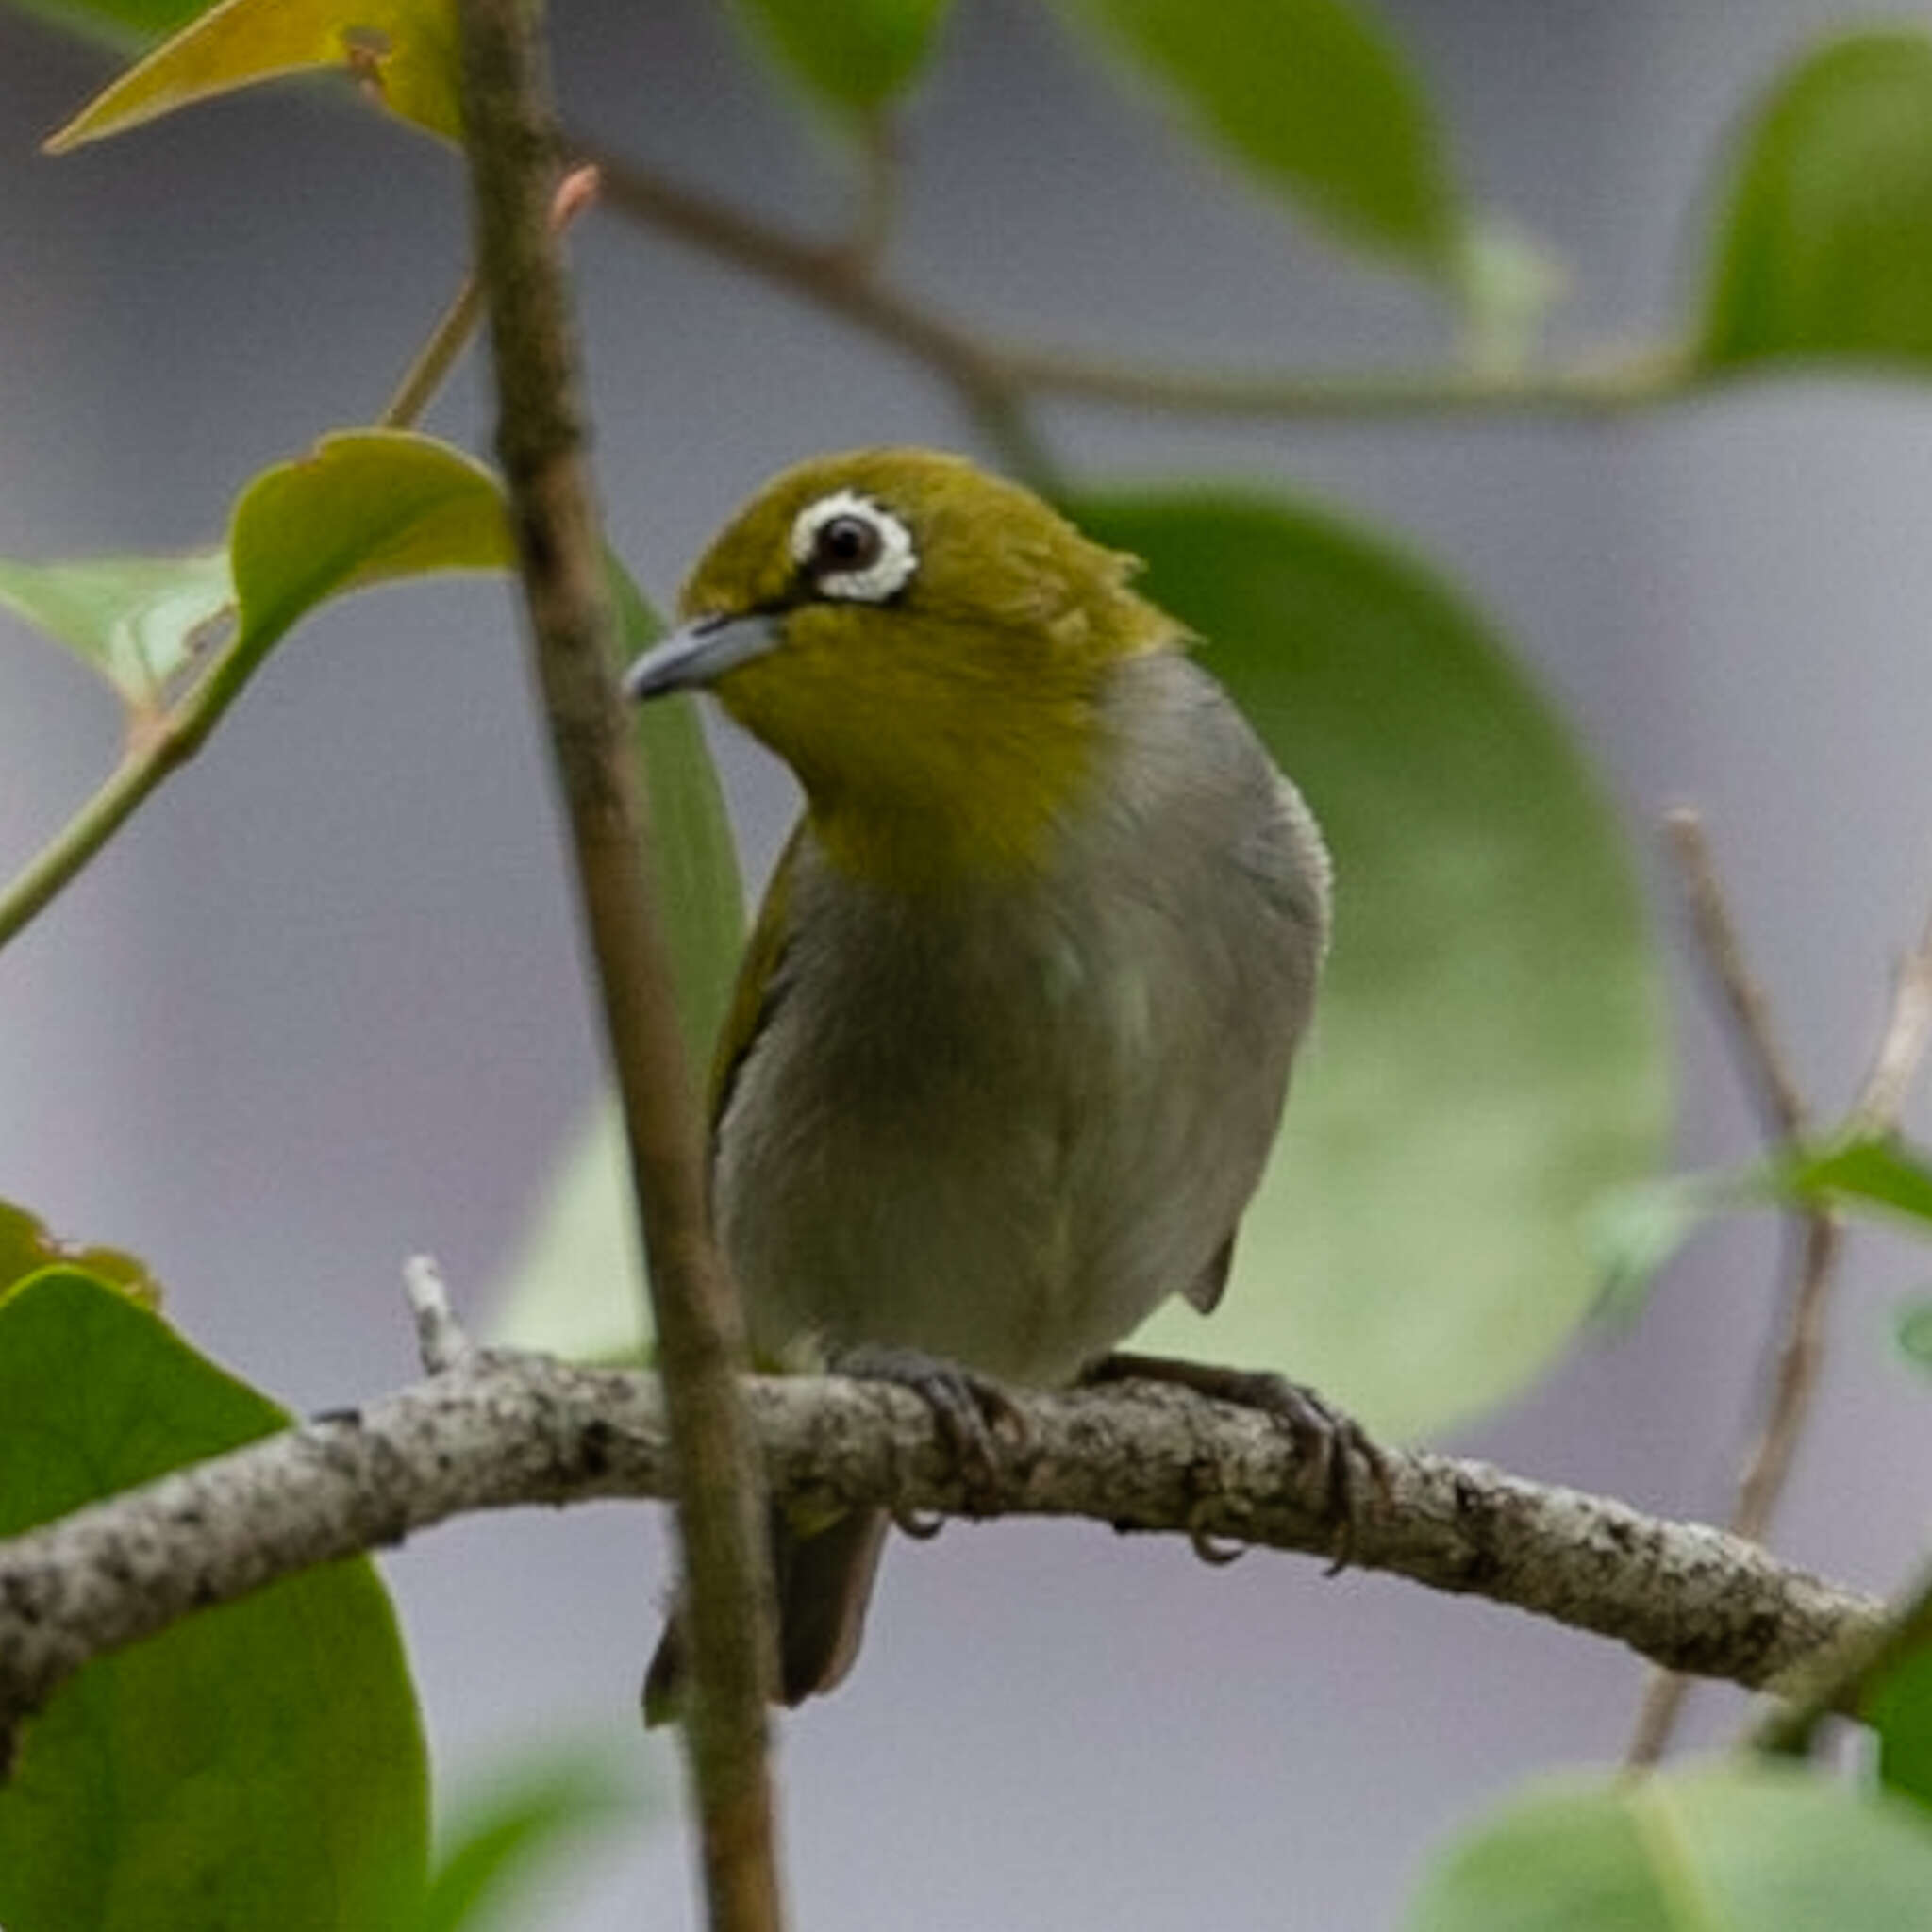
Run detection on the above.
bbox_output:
[0,1269,429,1931]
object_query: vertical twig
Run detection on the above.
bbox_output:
[1625,810,1841,1768]
[452,6,784,1928]
[1849,903,1932,1130]
[1626,816,1932,1768]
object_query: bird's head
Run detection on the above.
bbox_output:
[625,448,1179,886]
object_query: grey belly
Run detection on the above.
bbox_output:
[715,880,1304,1386]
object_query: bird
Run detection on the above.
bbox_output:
[625,447,1368,1716]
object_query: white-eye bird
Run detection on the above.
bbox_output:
[626,448,1361,1715]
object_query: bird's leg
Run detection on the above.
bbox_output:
[1079,1351,1389,1569]
[833,1344,1028,1504]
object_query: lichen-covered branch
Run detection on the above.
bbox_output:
[0,1354,1881,1753]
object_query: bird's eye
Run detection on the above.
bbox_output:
[789,490,919,604]
[812,514,882,574]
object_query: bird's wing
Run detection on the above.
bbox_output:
[1183,1230,1237,1314]
[708,818,808,1140]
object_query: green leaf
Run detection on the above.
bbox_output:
[0,1270,429,1932]
[489,1106,646,1359]
[488,569,743,1362]
[227,429,511,649]
[45,0,463,151]
[1897,1296,1932,1375]
[1078,489,1668,1437]
[0,549,232,708]
[605,558,746,1072]
[412,1748,641,1932]
[1073,0,1463,279]
[0,1198,162,1307]
[1776,1134,1932,1232]
[0,432,509,724]
[1409,1761,1932,1931]
[1871,1643,1932,1818]
[1701,30,1932,374]
[730,0,954,121]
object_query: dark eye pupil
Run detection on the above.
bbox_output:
[815,515,880,572]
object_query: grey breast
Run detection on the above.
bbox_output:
[714,650,1330,1387]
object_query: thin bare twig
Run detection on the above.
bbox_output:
[404,1255,473,1374]
[1628,822,1932,1767]
[1661,809,1808,1141]
[455,8,782,1929]
[1850,901,1932,1129]
[381,166,600,432]
[1625,809,1842,1768]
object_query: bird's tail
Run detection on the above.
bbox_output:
[644,1504,890,1724]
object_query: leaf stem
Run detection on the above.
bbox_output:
[381,273,485,430]
[0,608,283,958]
[456,7,784,1930]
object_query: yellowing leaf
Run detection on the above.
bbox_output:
[46,0,464,152]
[0,1199,162,1309]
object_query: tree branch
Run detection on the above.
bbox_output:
[575,142,1697,433]
[454,8,781,1928]
[0,1350,1882,1752]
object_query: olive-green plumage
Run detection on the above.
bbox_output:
[628,448,1330,1712]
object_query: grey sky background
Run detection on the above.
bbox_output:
[4,3,1932,1926]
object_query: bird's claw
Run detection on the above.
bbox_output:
[1216,1368,1387,1573]
[838,1345,1027,1499]
[1082,1351,1387,1573]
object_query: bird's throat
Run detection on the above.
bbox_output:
[800,715,1096,892]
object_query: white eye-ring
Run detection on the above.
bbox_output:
[790,490,918,604]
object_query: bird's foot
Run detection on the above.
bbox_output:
[1080,1351,1388,1572]
[834,1344,1028,1503]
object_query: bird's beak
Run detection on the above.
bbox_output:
[623,610,781,700]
